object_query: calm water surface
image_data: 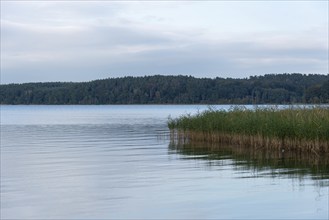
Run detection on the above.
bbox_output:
[1,105,328,219]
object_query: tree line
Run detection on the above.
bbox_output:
[1,73,328,104]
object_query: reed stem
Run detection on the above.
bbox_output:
[168,106,329,155]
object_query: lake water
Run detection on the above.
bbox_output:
[1,105,328,219]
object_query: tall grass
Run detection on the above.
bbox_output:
[168,106,329,154]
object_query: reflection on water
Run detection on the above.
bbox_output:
[169,142,329,184]
[1,105,329,219]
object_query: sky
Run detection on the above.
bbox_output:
[1,1,328,84]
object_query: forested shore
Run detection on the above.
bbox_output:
[1,73,328,104]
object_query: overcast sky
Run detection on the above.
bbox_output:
[1,1,328,83]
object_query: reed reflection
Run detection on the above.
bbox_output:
[169,141,329,183]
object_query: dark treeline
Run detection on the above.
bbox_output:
[1,73,328,104]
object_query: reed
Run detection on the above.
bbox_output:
[168,106,329,155]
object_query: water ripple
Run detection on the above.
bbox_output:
[1,105,328,219]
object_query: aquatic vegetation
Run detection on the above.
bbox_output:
[168,106,329,155]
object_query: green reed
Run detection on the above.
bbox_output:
[168,106,329,142]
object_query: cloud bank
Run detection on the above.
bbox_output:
[1,1,328,83]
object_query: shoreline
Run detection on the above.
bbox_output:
[170,130,329,156]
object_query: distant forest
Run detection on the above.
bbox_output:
[1,74,328,104]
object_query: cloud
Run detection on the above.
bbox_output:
[1,1,328,83]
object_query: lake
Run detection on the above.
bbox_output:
[1,105,328,219]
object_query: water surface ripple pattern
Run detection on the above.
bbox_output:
[1,105,328,219]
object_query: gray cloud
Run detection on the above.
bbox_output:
[1,1,328,83]
[3,35,326,83]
